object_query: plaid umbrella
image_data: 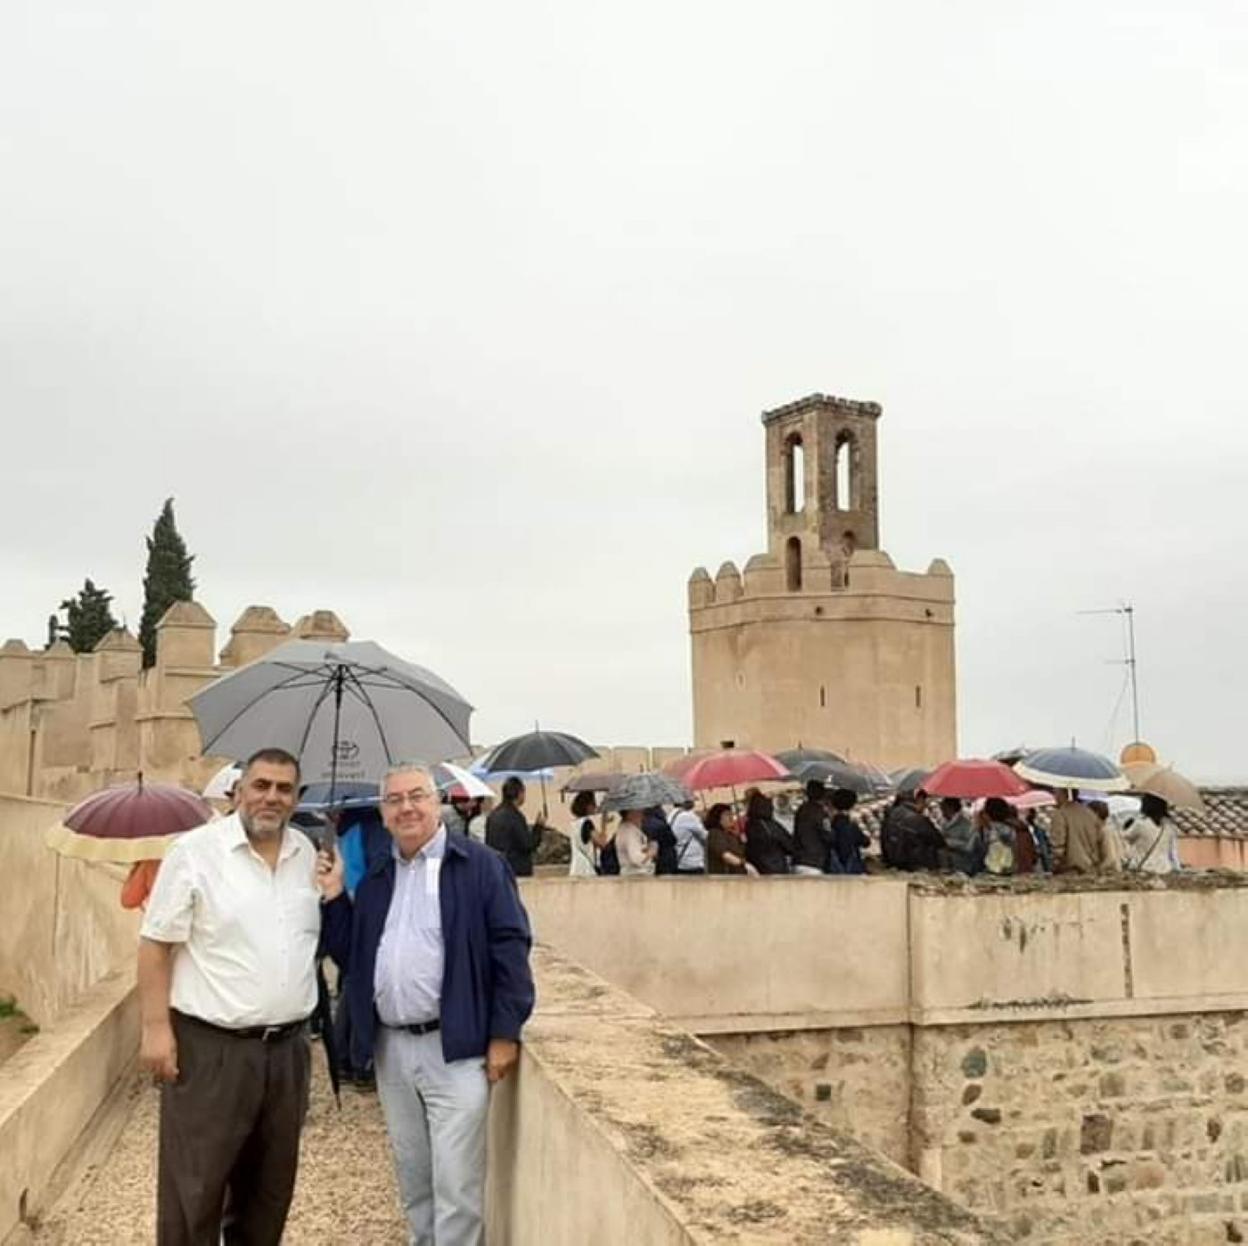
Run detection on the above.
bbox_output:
[601,772,691,813]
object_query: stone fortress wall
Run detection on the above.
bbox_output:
[688,394,957,769]
[522,873,1248,1245]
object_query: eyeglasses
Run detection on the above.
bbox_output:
[382,789,435,809]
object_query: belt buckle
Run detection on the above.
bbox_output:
[260,1024,283,1042]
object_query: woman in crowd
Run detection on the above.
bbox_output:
[705,802,756,875]
[1123,793,1180,873]
[615,805,657,876]
[979,797,1018,876]
[568,790,609,877]
[743,790,796,875]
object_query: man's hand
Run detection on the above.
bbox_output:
[140,1020,179,1083]
[316,846,345,901]
[485,1038,520,1084]
[744,863,760,877]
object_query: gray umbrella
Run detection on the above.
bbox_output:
[188,639,473,795]
[601,772,691,813]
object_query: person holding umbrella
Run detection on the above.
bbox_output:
[485,777,546,877]
[137,747,346,1246]
[1049,788,1116,874]
[326,761,534,1246]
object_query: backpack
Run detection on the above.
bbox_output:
[597,838,620,876]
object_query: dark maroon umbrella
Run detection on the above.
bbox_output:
[46,778,213,863]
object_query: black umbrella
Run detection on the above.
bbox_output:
[478,728,599,816]
[787,758,874,794]
[775,747,848,769]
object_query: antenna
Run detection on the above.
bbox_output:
[1077,602,1140,743]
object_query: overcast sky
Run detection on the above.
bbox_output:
[3,2,1245,780]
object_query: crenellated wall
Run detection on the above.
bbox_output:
[0,604,350,802]
[688,546,957,767]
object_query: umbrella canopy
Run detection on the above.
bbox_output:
[1122,762,1206,811]
[890,767,931,795]
[432,762,493,800]
[46,780,213,863]
[601,772,691,812]
[562,770,629,794]
[678,749,789,792]
[1014,747,1128,793]
[786,757,874,794]
[189,639,473,795]
[478,729,598,773]
[774,747,848,770]
[202,763,242,801]
[298,781,378,812]
[923,758,1031,800]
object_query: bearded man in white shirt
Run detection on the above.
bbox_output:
[138,747,344,1246]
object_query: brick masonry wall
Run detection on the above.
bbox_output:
[704,1026,912,1168]
[710,1015,1248,1245]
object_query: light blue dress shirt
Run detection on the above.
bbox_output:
[374,824,447,1026]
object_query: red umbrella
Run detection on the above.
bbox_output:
[923,758,1031,800]
[678,749,790,792]
[46,778,213,863]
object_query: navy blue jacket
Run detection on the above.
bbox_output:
[321,833,535,1069]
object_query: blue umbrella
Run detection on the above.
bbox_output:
[1014,747,1127,793]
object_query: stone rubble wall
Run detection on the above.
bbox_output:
[707,1025,912,1168]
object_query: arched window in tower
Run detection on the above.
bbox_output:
[834,432,853,511]
[785,536,803,592]
[784,434,805,513]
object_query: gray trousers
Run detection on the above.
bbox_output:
[374,1026,489,1246]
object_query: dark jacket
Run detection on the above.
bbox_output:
[881,803,943,871]
[485,802,542,877]
[830,813,869,875]
[321,833,535,1070]
[643,809,679,876]
[793,799,834,870]
[745,817,796,875]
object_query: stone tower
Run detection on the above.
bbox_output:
[688,393,957,768]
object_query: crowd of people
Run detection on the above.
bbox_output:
[455,775,1184,880]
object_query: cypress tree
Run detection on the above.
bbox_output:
[58,579,119,653]
[138,498,196,668]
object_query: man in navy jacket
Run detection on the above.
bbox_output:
[321,762,534,1245]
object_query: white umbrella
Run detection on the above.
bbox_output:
[433,762,493,800]
[203,763,242,801]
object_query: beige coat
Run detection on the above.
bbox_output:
[1050,802,1113,873]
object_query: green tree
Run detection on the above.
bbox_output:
[57,579,118,653]
[138,498,196,668]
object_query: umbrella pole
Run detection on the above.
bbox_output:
[540,772,549,821]
[328,667,345,807]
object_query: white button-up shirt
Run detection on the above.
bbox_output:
[374,825,446,1027]
[141,813,322,1028]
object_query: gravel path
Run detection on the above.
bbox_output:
[36,1047,407,1244]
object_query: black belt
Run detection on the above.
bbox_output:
[174,1010,309,1043]
[386,1018,441,1037]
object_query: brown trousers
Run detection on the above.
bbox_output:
[157,1011,311,1246]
